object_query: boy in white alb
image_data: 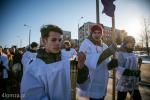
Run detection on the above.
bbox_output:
[116,36,142,100]
[21,24,87,100]
[61,40,77,60]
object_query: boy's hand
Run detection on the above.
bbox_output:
[77,52,86,69]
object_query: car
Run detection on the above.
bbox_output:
[138,55,150,64]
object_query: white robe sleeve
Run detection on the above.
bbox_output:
[73,48,77,55]
[116,52,126,79]
[21,52,30,67]
[79,39,101,69]
[79,39,90,54]
[85,53,100,69]
[21,71,49,100]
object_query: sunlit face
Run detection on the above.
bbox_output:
[64,42,71,49]
[6,49,11,55]
[11,47,16,53]
[43,31,62,53]
[92,30,102,41]
[126,38,135,49]
[0,47,2,53]
[32,47,38,51]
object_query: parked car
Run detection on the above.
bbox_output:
[138,55,150,64]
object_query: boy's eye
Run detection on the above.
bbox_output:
[59,38,62,42]
[93,31,102,34]
[51,38,57,42]
[51,38,62,42]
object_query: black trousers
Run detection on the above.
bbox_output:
[0,79,7,99]
[117,89,142,100]
[90,97,104,100]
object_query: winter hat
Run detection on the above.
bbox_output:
[91,24,103,34]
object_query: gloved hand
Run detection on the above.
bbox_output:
[123,69,141,77]
[77,65,89,84]
[77,52,86,69]
[107,58,118,70]
[122,69,131,75]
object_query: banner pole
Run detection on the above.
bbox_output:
[112,15,116,100]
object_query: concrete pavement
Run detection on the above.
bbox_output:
[76,63,150,100]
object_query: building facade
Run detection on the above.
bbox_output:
[62,31,71,41]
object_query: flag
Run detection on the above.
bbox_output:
[101,0,116,17]
[97,42,117,64]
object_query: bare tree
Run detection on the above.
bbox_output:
[141,17,150,55]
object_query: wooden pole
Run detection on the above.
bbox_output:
[70,60,77,100]
[112,15,116,100]
[96,0,100,23]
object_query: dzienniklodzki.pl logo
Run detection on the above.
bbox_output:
[2,93,25,98]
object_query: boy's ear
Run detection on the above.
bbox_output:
[42,38,47,46]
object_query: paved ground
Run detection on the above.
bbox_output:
[76,63,150,100]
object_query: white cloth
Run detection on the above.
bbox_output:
[116,51,140,92]
[21,58,71,100]
[77,39,110,98]
[21,51,37,72]
[61,48,77,60]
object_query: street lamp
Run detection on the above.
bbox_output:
[16,35,22,48]
[24,24,31,48]
[16,35,20,48]
[78,16,84,46]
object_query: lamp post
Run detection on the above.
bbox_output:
[16,35,21,48]
[24,24,31,48]
[78,16,84,46]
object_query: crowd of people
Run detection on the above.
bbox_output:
[0,24,142,100]
[0,45,24,100]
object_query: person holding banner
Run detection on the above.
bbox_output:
[21,24,88,100]
[77,24,117,100]
[116,36,142,100]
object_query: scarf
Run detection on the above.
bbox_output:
[29,49,37,53]
[65,48,70,51]
[88,36,102,46]
[36,49,61,64]
[119,46,133,53]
